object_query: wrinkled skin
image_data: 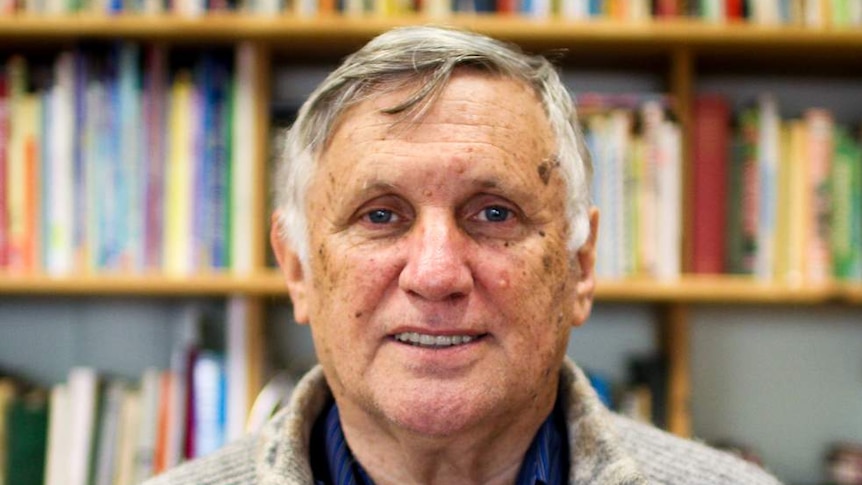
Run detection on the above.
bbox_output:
[272,69,598,484]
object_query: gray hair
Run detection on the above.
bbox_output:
[275,25,592,264]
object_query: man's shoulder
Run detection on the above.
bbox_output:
[142,435,259,485]
[609,414,782,485]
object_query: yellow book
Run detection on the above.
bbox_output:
[164,71,194,276]
[773,121,792,282]
[785,120,808,286]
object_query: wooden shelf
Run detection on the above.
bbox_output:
[2,15,862,55]
[2,271,854,303]
[841,283,862,304]
[596,276,838,304]
[0,272,287,296]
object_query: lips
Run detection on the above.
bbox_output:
[392,332,486,348]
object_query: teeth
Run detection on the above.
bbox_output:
[394,332,476,348]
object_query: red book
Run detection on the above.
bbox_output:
[691,94,731,274]
[496,0,516,14]
[655,0,679,17]
[725,0,743,19]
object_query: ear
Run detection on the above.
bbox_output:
[270,212,310,324]
[571,207,599,327]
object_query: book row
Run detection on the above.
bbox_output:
[1,0,861,28]
[691,94,862,284]
[581,93,683,281]
[0,43,259,276]
[0,298,255,485]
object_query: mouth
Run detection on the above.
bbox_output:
[392,332,487,349]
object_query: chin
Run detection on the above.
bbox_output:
[379,386,501,438]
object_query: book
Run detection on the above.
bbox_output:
[163,70,195,276]
[230,43,257,275]
[225,296,249,442]
[3,391,49,485]
[755,94,780,281]
[0,73,9,269]
[691,94,730,274]
[142,45,168,272]
[113,388,141,485]
[830,127,862,281]
[804,108,833,285]
[66,367,98,485]
[0,378,16,484]
[45,51,76,276]
[133,368,160,483]
[44,384,69,485]
[784,119,809,286]
[91,381,127,485]
[191,350,226,457]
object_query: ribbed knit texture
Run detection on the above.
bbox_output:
[145,360,783,485]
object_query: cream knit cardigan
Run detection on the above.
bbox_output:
[146,359,783,484]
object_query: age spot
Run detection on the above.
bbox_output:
[537,157,560,186]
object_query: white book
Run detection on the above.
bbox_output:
[231,43,258,275]
[656,121,681,280]
[559,0,587,19]
[805,0,825,27]
[639,101,662,278]
[113,389,141,485]
[850,0,862,25]
[133,368,161,483]
[67,367,99,485]
[47,51,75,276]
[44,384,70,485]
[756,95,780,282]
[608,109,631,278]
[193,351,226,457]
[342,0,365,15]
[226,296,249,442]
[421,0,450,18]
[93,382,126,485]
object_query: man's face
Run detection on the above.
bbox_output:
[274,70,596,439]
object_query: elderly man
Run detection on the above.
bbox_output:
[149,26,780,484]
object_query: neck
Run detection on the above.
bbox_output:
[338,394,557,485]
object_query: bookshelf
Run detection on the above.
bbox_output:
[1,14,861,482]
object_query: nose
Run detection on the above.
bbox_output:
[398,211,474,302]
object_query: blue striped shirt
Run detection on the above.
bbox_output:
[311,398,567,485]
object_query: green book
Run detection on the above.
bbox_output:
[4,392,48,485]
[831,128,862,280]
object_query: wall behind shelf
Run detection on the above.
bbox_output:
[691,304,862,484]
[0,297,218,385]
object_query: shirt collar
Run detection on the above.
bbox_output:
[315,398,567,485]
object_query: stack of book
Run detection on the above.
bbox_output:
[580,93,682,281]
[0,43,259,277]
[0,298,255,485]
[2,0,861,28]
[690,93,862,284]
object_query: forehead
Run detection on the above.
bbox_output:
[322,71,554,162]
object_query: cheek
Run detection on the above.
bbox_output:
[310,244,401,322]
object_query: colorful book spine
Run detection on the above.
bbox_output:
[164,70,194,276]
[830,127,861,281]
[804,108,833,285]
[691,94,730,274]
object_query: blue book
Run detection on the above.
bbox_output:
[207,56,231,270]
[194,54,215,271]
[117,42,143,272]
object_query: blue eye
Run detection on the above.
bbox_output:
[481,206,511,222]
[367,209,394,224]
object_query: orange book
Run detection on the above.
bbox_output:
[153,371,173,474]
[23,128,40,272]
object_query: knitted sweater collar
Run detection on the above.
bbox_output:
[254,358,648,484]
